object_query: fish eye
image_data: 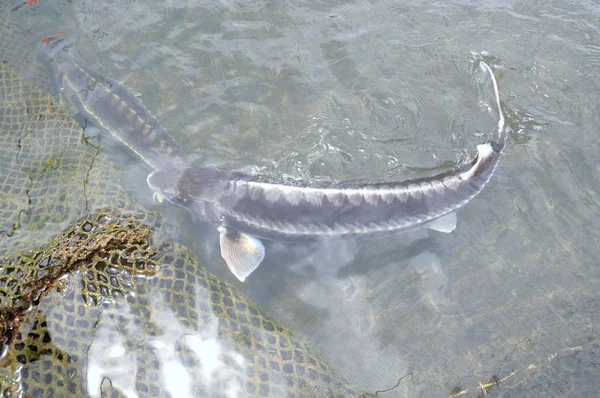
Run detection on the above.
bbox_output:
[167,194,189,206]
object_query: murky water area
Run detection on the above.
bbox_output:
[3,0,600,396]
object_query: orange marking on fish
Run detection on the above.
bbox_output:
[26,0,39,5]
[40,30,66,45]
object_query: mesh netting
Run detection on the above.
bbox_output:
[0,64,97,246]
[0,210,359,397]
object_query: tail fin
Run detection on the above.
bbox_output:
[479,61,508,151]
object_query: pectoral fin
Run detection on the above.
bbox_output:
[425,212,457,233]
[218,226,265,282]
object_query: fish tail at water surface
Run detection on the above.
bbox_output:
[479,61,508,151]
[148,62,509,282]
[39,31,188,171]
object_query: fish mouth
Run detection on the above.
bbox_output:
[147,168,185,204]
[152,191,165,203]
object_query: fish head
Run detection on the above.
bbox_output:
[37,31,80,90]
[148,166,239,221]
[38,31,70,61]
[147,167,192,208]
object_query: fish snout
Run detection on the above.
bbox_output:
[147,168,186,205]
[147,170,159,191]
[147,170,167,203]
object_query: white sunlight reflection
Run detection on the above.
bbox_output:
[87,304,138,398]
[148,295,245,397]
[86,289,247,397]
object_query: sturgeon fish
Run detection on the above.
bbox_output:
[147,62,508,282]
[41,34,187,170]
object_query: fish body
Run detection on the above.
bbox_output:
[43,42,186,170]
[148,63,508,282]
[149,143,498,241]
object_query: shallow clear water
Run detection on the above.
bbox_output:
[10,0,600,395]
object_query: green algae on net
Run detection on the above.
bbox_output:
[0,54,362,398]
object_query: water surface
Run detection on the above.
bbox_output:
[10,0,600,395]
